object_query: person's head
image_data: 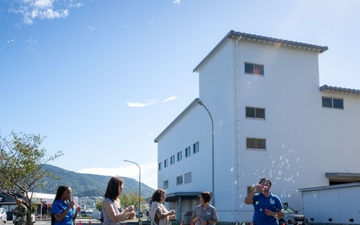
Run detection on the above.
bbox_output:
[15,198,23,206]
[54,186,72,202]
[104,177,124,200]
[259,178,272,188]
[200,192,212,204]
[259,178,272,194]
[151,189,166,203]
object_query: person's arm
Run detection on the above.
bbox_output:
[275,209,285,218]
[156,209,175,219]
[192,209,199,223]
[73,205,81,221]
[244,187,258,204]
[103,201,135,222]
[54,202,74,222]
[265,209,284,218]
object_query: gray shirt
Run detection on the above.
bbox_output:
[193,204,218,225]
[102,198,123,225]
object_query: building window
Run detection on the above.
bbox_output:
[322,97,344,109]
[246,138,266,150]
[163,180,169,189]
[193,142,199,154]
[158,162,162,171]
[177,151,182,161]
[176,175,183,185]
[170,155,175,165]
[184,172,192,184]
[164,159,169,168]
[246,107,265,119]
[245,62,264,75]
[185,146,191,157]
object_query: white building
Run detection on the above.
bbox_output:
[154,30,360,223]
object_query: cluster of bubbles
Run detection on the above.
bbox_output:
[233,144,303,210]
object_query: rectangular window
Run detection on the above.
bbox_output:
[176,175,183,185]
[163,180,169,189]
[246,107,265,119]
[193,142,199,154]
[184,172,192,184]
[245,62,264,75]
[185,146,191,157]
[158,162,162,171]
[170,155,175,165]
[164,159,169,168]
[246,138,266,150]
[322,97,344,109]
[177,151,182,161]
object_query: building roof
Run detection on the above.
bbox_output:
[154,98,200,143]
[193,30,328,72]
[165,191,202,202]
[299,182,360,192]
[320,85,360,95]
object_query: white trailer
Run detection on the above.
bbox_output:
[299,183,360,225]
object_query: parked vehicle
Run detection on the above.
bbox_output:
[0,208,7,223]
[279,203,306,225]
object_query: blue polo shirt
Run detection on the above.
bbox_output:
[252,193,283,225]
[51,200,75,225]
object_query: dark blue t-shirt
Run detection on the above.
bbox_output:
[51,200,75,225]
[252,193,283,225]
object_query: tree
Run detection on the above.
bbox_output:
[120,191,147,213]
[0,132,63,225]
[95,199,102,211]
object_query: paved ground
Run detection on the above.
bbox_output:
[20,218,147,225]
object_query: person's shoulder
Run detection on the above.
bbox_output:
[52,199,61,206]
[103,198,114,204]
[270,193,281,199]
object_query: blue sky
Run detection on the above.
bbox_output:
[1,0,360,190]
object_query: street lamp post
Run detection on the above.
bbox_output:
[124,159,141,223]
[198,100,215,206]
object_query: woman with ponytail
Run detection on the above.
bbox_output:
[51,186,81,225]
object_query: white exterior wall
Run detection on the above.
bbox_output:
[301,184,360,224]
[157,105,212,192]
[156,104,215,218]
[236,41,326,221]
[156,35,360,223]
[198,39,239,220]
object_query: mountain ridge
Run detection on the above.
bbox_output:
[35,164,155,198]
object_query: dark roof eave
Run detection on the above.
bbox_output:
[193,30,328,73]
[299,182,360,192]
[320,85,360,95]
[164,191,204,202]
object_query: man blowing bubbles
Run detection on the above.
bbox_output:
[244,178,284,225]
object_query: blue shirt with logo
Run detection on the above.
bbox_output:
[51,200,75,225]
[252,192,283,225]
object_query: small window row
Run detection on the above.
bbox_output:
[322,97,344,109]
[245,62,264,76]
[158,142,199,171]
[162,172,192,189]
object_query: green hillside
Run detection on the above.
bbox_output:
[35,164,155,198]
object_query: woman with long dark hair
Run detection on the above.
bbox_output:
[51,186,81,225]
[102,177,135,225]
